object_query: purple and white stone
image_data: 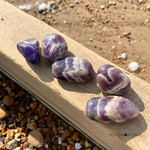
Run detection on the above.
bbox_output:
[86,96,139,123]
[97,64,131,95]
[52,57,94,82]
[17,38,40,64]
[41,33,68,62]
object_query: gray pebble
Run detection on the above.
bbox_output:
[6,139,18,150]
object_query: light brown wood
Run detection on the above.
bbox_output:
[0,1,150,150]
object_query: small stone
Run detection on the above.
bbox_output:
[28,130,44,148]
[61,129,71,140]
[58,137,62,144]
[19,107,27,113]
[6,139,18,149]
[5,87,12,94]
[17,38,40,64]
[3,95,14,106]
[128,62,139,72]
[52,57,94,82]
[67,145,75,150]
[0,142,3,149]
[134,5,138,9]
[38,3,48,13]
[68,126,74,133]
[92,147,99,150]
[23,142,29,149]
[44,143,49,149]
[85,141,92,148]
[90,38,93,42]
[47,1,55,7]
[30,101,37,109]
[0,106,9,119]
[121,53,127,60]
[14,147,21,150]
[57,127,64,134]
[69,4,74,8]
[75,142,82,150]
[41,33,68,62]
[123,31,131,36]
[112,1,116,5]
[27,122,37,130]
[15,133,21,138]
[72,132,78,141]
[147,5,150,11]
[101,5,105,9]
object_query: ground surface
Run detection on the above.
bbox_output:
[7,0,150,83]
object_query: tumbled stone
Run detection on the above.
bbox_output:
[3,95,14,106]
[6,139,18,149]
[86,96,139,123]
[27,122,37,130]
[97,64,130,95]
[52,57,94,82]
[41,33,68,62]
[28,130,44,148]
[17,38,40,64]
[0,106,9,119]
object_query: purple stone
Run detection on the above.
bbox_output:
[86,96,139,123]
[97,64,131,95]
[52,57,94,82]
[41,33,68,62]
[17,38,40,64]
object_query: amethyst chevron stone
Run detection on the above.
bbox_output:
[97,64,131,95]
[17,38,40,64]
[41,33,68,62]
[86,96,139,123]
[52,57,94,82]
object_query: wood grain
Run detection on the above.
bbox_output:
[0,1,150,150]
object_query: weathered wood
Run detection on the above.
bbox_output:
[0,1,150,150]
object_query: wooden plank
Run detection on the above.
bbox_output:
[0,1,150,150]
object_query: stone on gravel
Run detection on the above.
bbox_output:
[14,147,21,150]
[69,4,74,8]
[6,139,18,149]
[0,106,9,119]
[27,122,37,130]
[28,130,44,148]
[128,62,139,72]
[3,95,14,106]
[61,129,71,140]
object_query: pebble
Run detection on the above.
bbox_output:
[61,129,71,140]
[30,101,37,109]
[75,143,82,150]
[134,5,138,9]
[28,130,44,148]
[14,147,21,150]
[0,106,9,119]
[23,142,29,149]
[121,52,127,60]
[67,145,75,150]
[101,5,105,9]
[18,4,32,10]
[27,122,37,130]
[85,141,92,148]
[47,1,55,7]
[3,95,14,106]
[72,132,78,141]
[128,62,139,72]
[92,147,99,150]
[58,137,62,144]
[0,142,3,149]
[44,143,49,149]
[69,4,74,8]
[6,139,18,149]
[38,3,48,13]
[147,6,150,11]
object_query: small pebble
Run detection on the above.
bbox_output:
[14,147,21,150]
[0,142,3,149]
[69,4,74,8]
[75,142,82,150]
[28,130,44,148]
[121,52,127,60]
[128,62,139,72]
[61,129,71,140]
[3,95,14,106]
[0,106,9,119]
[134,5,138,9]
[27,122,37,130]
[18,4,32,10]
[147,5,150,11]
[85,141,92,148]
[6,139,18,149]
[58,137,62,144]
[38,3,48,13]
[47,1,55,7]
[44,143,49,149]
[101,5,105,9]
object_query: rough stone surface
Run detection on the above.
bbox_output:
[28,130,44,148]
[97,64,131,95]
[41,33,68,62]
[27,122,37,130]
[52,57,94,82]
[17,38,40,64]
[86,96,139,123]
